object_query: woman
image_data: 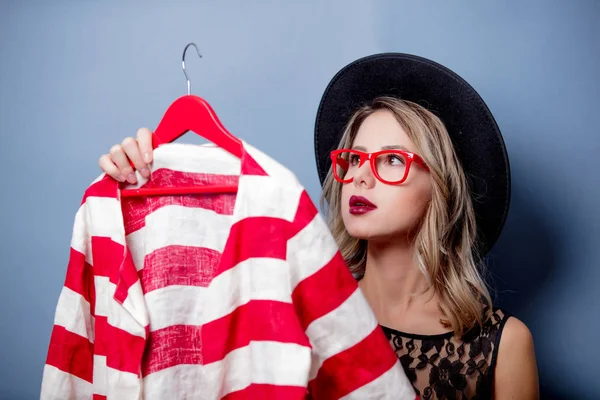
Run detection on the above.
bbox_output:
[98,53,538,399]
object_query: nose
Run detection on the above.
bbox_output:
[353,159,376,189]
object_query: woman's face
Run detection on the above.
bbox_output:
[340,110,432,242]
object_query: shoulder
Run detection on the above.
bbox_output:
[494,316,540,399]
[496,316,536,368]
[499,316,534,350]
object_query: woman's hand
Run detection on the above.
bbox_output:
[98,128,154,184]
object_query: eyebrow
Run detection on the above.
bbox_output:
[351,145,409,151]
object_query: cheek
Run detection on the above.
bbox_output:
[338,179,432,239]
[340,185,352,216]
[378,184,432,230]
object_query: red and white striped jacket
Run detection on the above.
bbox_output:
[40,141,416,399]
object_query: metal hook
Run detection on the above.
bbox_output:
[182,43,203,95]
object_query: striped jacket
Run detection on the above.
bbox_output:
[40,141,416,399]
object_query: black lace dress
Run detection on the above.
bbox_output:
[380,307,510,400]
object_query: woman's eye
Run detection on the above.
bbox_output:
[387,155,405,165]
[349,154,360,165]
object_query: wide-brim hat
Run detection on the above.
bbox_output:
[314,53,510,255]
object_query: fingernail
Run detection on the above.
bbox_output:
[117,174,125,182]
[143,152,151,163]
[127,173,136,184]
[140,167,150,178]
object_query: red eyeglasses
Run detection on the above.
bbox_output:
[330,149,429,185]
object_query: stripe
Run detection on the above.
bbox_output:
[70,203,89,258]
[339,359,416,400]
[239,146,268,176]
[104,319,147,375]
[217,217,288,277]
[86,196,125,246]
[90,236,125,280]
[310,327,400,399]
[94,316,108,356]
[87,274,146,338]
[290,190,319,236]
[53,286,94,342]
[91,172,110,185]
[118,279,149,327]
[140,245,222,292]
[94,316,146,375]
[45,325,94,383]
[82,174,118,203]
[143,300,308,375]
[106,364,144,398]
[151,142,242,175]
[72,201,124,275]
[69,351,141,399]
[125,165,240,192]
[222,384,309,400]
[106,280,148,337]
[92,235,146,326]
[63,248,94,305]
[119,142,241,204]
[287,212,339,289]
[292,251,358,331]
[132,205,233,257]
[307,288,379,380]
[121,169,238,236]
[144,257,290,331]
[92,355,108,397]
[201,300,310,364]
[125,228,146,271]
[142,341,311,399]
[91,237,144,321]
[93,276,111,317]
[233,175,302,223]
[142,324,203,376]
[40,365,93,400]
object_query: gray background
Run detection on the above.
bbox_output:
[1,1,598,398]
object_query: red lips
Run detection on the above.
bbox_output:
[349,195,377,215]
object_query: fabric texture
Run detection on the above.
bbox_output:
[40,141,416,400]
[381,307,510,400]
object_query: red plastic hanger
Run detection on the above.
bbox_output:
[120,43,242,198]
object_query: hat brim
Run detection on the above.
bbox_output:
[314,53,510,255]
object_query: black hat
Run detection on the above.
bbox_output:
[314,53,510,255]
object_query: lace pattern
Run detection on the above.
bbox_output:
[381,307,510,400]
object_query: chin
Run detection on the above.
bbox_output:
[346,227,398,243]
[345,226,372,240]
[343,212,413,242]
[343,215,383,240]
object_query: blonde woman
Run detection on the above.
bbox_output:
[98,54,538,399]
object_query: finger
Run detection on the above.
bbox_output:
[110,143,136,184]
[121,137,147,181]
[99,154,125,182]
[137,128,154,164]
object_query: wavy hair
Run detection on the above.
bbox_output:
[320,96,492,336]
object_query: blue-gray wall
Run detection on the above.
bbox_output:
[1,1,597,399]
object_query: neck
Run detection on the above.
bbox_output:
[358,238,435,325]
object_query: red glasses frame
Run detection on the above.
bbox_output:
[330,149,430,185]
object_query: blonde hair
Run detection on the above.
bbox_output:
[320,96,492,336]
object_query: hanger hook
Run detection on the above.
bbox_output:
[182,43,203,95]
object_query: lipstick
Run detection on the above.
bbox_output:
[349,195,377,215]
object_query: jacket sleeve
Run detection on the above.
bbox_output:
[40,196,95,399]
[287,191,417,400]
